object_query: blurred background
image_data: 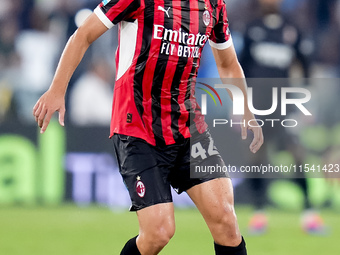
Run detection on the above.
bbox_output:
[0,0,340,254]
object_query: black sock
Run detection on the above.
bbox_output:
[120,236,141,255]
[214,236,247,255]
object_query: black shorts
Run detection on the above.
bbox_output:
[112,130,228,211]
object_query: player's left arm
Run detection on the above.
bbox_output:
[211,44,264,153]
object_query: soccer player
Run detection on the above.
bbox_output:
[32,0,263,254]
[239,0,325,235]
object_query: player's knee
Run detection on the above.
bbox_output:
[143,222,175,249]
[154,225,175,247]
[215,203,235,222]
[215,205,241,244]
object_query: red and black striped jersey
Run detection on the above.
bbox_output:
[94,0,232,146]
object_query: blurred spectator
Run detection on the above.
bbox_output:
[0,19,20,70]
[311,0,340,78]
[0,0,118,125]
[48,1,117,110]
[239,0,312,78]
[337,0,340,27]
[237,0,328,236]
[49,0,82,41]
[69,60,114,126]
[311,0,337,29]
[0,0,22,71]
[0,1,22,124]
[0,85,12,122]
[14,6,60,123]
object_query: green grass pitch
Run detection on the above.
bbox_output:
[0,205,338,254]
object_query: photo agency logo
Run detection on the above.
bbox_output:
[197,81,312,128]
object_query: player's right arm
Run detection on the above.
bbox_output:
[33,13,108,134]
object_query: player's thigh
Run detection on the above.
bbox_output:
[186,178,235,220]
[185,130,234,215]
[186,178,241,245]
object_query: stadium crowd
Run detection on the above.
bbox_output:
[0,0,339,125]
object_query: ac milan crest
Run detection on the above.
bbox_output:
[136,180,146,198]
[203,10,211,26]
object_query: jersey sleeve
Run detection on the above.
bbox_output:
[94,0,141,29]
[209,2,233,50]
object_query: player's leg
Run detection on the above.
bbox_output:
[172,129,246,254]
[113,134,177,255]
[121,203,175,255]
[247,143,269,235]
[138,203,175,254]
[186,178,246,255]
[281,130,327,233]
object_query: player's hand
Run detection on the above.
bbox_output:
[32,89,65,134]
[241,112,264,154]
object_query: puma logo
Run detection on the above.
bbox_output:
[158,6,171,18]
